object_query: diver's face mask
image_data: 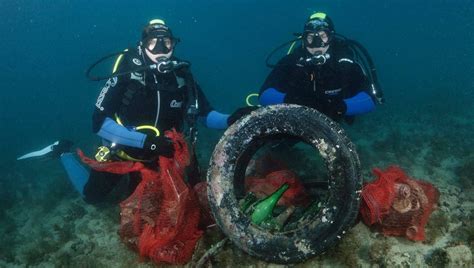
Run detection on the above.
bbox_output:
[141,23,179,56]
[303,19,332,48]
[144,36,175,55]
[304,31,330,49]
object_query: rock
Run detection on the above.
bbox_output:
[383,245,425,267]
[445,245,472,267]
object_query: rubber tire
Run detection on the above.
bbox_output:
[207,104,362,264]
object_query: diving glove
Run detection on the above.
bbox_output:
[325,99,347,120]
[227,106,258,125]
[144,135,175,158]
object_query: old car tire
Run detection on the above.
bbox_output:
[207,104,362,263]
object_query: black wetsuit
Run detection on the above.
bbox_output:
[93,48,213,134]
[260,39,374,121]
[84,46,214,203]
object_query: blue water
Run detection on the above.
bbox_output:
[0,0,473,265]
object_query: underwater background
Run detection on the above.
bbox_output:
[0,0,473,266]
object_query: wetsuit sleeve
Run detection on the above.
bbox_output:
[196,84,213,117]
[91,55,147,148]
[338,58,375,115]
[195,84,230,129]
[92,76,125,132]
[96,118,146,148]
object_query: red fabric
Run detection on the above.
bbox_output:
[193,181,215,227]
[80,130,203,265]
[251,154,288,177]
[360,166,439,241]
[246,170,310,206]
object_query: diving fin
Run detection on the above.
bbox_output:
[17,140,73,160]
[60,153,88,196]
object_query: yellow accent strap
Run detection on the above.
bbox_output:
[310,12,327,20]
[287,36,302,55]
[136,125,160,137]
[115,114,160,137]
[287,41,296,55]
[96,115,161,163]
[149,19,166,25]
[116,150,147,162]
[112,49,128,74]
[115,114,124,126]
[245,93,260,107]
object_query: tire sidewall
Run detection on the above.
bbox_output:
[207,104,362,263]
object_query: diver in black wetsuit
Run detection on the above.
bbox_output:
[81,19,233,203]
[258,12,383,122]
[91,19,226,161]
[18,19,231,204]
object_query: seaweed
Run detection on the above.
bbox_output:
[424,210,450,245]
[0,237,16,263]
[451,210,474,251]
[425,248,448,268]
[22,238,61,266]
[468,223,474,250]
[455,155,474,190]
[53,222,75,244]
[22,246,46,265]
[426,135,451,168]
[64,202,87,222]
[324,230,361,267]
[55,252,99,268]
[368,238,391,265]
[56,251,74,267]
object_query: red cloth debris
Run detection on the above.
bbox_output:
[360,166,439,241]
[79,130,202,264]
[246,170,310,207]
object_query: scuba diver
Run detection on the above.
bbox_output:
[258,12,384,123]
[17,19,233,204]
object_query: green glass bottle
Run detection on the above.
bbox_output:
[260,205,296,231]
[251,183,289,225]
[292,200,322,225]
[240,192,258,213]
[303,200,322,217]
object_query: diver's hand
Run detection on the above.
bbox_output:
[326,99,347,119]
[334,99,347,116]
[227,106,258,125]
[144,135,175,158]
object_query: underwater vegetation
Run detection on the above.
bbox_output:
[424,210,450,245]
[455,154,474,189]
[368,237,392,265]
[322,228,362,267]
[426,248,449,267]
[452,209,474,252]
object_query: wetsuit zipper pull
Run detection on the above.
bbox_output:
[313,72,316,92]
[153,74,161,128]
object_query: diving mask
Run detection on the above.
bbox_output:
[145,37,176,55]
[304,31,330,48]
